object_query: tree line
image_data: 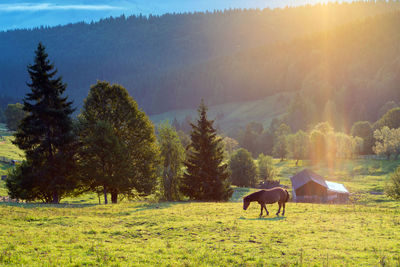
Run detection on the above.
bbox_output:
[6,43,400,202]
[6,44,232,204]
[231,94,400,160]
[224,112,400,188]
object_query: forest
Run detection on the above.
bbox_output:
[0,1,400,119]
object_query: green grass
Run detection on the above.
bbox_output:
[0,158,399,266]
[0,200,399,266]
[0,133,19,195]
[0,130,399,265]
[0,128,24,184]
[0,135,24,162]
[0,126,24,178]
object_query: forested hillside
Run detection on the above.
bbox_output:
[161,11,400,128]
[1,1,399,116]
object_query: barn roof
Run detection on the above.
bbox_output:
[326,181,349,194]
[290,169,327,191]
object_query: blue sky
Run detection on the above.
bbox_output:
[0,1,348,31]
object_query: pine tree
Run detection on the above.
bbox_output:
[181,100,233,201]
[7,43,76,203]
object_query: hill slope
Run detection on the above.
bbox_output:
[152,11,400,126]
[1,2,399,116]
[150,92,293,133]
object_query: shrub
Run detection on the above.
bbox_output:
[257,154,276,182]
[386,167,400,200]
[229,148,257,187]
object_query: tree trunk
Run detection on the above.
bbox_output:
[103,187,108,204]
[52,191,59,204]
[111,192,118,204]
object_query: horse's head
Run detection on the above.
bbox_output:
[243,197,250,210]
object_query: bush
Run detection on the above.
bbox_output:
[229,148,257,187]
[257,154,276,182]
[386,167,400,200]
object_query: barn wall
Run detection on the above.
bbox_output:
[295,181,327,197]
[294,181,328,203]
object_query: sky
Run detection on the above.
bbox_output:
[0,0,350,31]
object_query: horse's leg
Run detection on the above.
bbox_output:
[276,202,282,216]
[259,204,263,217]
[282,202,286,216]
[263,204,269,216]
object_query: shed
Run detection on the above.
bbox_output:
[290,169,349,203]
[325,181,349,203]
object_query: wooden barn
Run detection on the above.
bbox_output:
[290,169,349,203]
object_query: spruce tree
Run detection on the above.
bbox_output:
[7,43,76,203]
[181,100,233,201]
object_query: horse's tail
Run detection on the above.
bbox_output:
[284,189,290,202]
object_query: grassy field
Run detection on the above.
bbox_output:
[0,134,24,162]
[0,200,399,266]
[0,125,399,265]
[0,124,24,177]
[0,159,399,266]
[0,125,23,196]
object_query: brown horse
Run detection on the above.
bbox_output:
[243,187,289,217]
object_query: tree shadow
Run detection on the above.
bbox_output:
[0,202,98,209]
[239,216,286,221]
[130,201,192,212]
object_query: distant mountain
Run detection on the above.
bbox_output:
[1,1,399,123]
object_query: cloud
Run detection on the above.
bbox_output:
[0,3,124,12]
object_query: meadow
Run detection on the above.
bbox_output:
[0,128,399,266]
[0,199,399,266]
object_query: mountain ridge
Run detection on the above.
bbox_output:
[1,2,399,123]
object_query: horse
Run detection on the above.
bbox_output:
[243,187,289,217]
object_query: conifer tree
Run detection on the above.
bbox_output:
[7,43,76,203]
[181,100,233,201]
